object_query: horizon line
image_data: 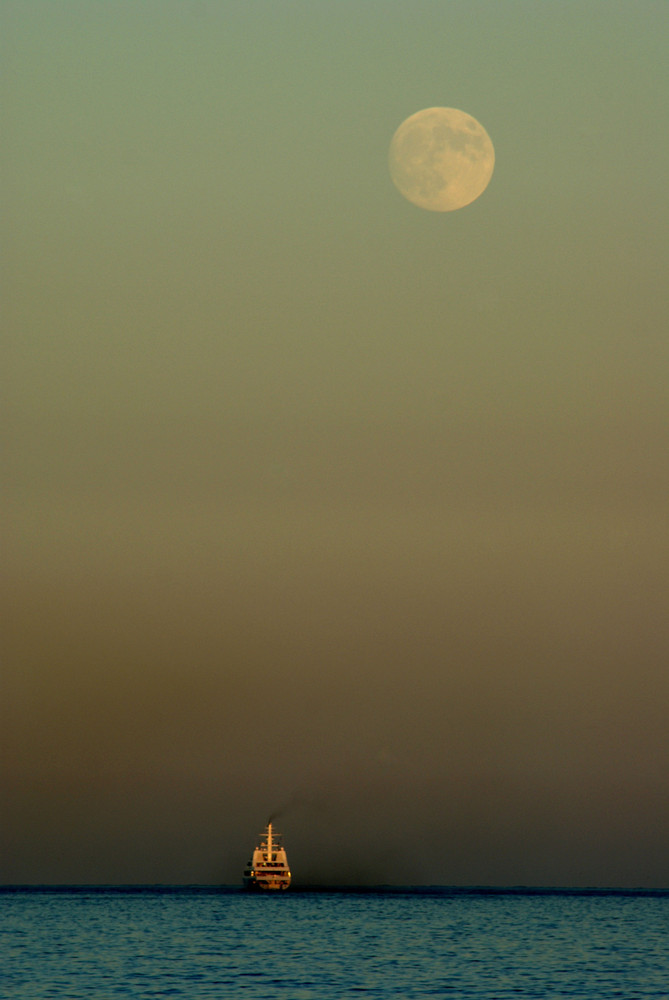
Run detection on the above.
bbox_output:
[2,883,667,896]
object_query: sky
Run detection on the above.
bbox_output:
[4,0,669,887]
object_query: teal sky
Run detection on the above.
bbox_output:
[4,1,669,886]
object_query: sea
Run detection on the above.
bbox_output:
[1,887,667,999]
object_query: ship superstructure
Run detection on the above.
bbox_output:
[242,821,291,890]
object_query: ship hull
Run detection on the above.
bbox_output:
[243,875,290,891]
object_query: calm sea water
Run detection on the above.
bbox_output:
[1,888,667,999]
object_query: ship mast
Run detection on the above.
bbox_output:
[267,821,273,862]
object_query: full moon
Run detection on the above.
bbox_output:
[389,107,495,212]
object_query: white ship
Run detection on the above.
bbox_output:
[242,821,291,891]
